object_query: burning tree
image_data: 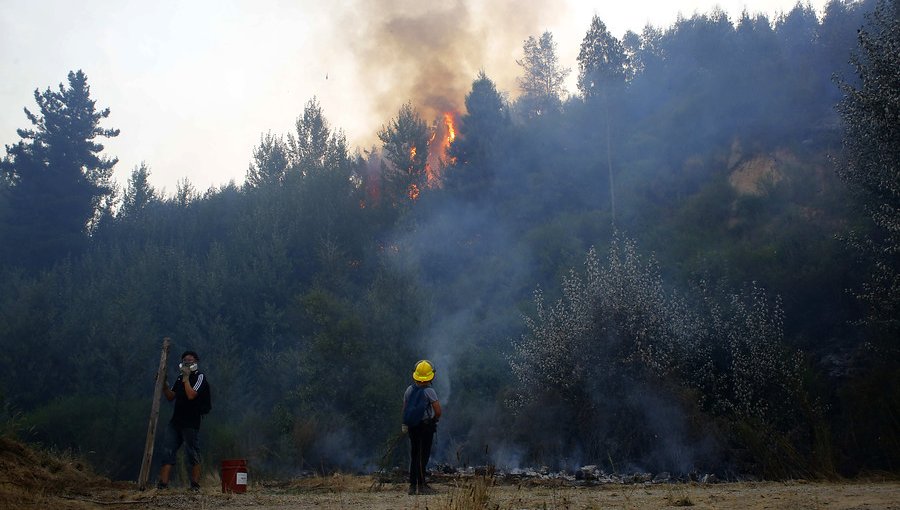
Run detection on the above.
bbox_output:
[424,112,457,186]
[445,72,510,197]
[378,102,430,203]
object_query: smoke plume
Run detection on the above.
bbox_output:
[336,0,563,127]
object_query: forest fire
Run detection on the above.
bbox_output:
[361,110,458,206]
[444,112,456,144]
[407,183,420,201]
[425,111,458,187]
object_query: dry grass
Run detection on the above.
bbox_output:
[434,476,495,510]
[274,473,376,494]
[665,484,695,507]
[2,438,900,510]
[0,435,129,509]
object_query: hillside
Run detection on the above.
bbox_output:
[1,0,897,482]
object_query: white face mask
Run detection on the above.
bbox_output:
[179,362,198,372]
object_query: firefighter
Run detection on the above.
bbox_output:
[401,359,442,495]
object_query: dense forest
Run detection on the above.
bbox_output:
[1,0,897,481]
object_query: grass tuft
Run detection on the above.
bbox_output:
[436,475,496,510]
[665,485,695,507]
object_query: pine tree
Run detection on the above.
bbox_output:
[287,97,349,177]
[0,70,119,269]
[377,102,429,204]
[246,132,289,188]
[445,71,509,196]
[120,162,159,220]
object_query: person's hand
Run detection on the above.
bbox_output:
[401,424,408,434]
[180,364,192,377]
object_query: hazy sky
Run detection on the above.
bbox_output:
[0,0,830,193]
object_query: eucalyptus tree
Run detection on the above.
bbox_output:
[516,31,570,118]
[577,16,629,100]
[577,16,628,222]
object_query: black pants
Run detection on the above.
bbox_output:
[408,422,435,488]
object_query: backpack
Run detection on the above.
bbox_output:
[402,385,430,427]
[198,380,212,416]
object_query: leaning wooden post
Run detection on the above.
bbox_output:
[138,337,170,490]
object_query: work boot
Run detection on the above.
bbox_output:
[156,481,168,490]
[190,481,201,492]
[407,484,417,495]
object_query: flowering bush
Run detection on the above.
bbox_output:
[508,233,810,471]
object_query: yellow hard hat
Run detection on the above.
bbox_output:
[413,360,435,382]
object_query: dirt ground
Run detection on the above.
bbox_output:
[1,437,897,510]
[7,476,899,510]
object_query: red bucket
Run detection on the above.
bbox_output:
[220,459,248,493]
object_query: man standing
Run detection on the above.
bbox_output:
[401,359,442,495]
[156,350,211,491]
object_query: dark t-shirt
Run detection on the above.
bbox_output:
[169,372,209,429]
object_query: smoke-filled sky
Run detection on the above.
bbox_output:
[1,0,830,193]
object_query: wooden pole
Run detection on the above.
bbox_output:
[138,337,170,490]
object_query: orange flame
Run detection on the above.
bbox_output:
[407,183,420,201]
[444,113,456,144]
[425,111,458,187]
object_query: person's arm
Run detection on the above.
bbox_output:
[400,387,410,434]
[182,377,198,400]
[431,400,442,422]
[424,388,441,422]
[179,365,200,400]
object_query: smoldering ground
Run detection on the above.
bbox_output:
[379,174,725,476]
